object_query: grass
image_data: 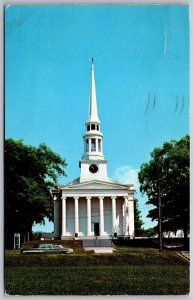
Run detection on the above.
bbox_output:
[5,246,189,295]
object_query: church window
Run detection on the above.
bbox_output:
[86,139,89,152]
[87,125,90,131]
[91,139,96,151]
[97,125,99,131]
[98,139,101,151]
[91,124,95,130]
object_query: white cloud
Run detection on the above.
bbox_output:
[113,165,157,229]
[113,165,140,191]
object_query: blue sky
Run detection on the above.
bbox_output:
[5,5,189,232]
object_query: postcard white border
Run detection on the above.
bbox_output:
[1,1,192,299]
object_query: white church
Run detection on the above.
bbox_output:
[53,59,135,239]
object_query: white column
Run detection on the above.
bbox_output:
[89,139,91,153]
[128,198,135,239]
[124,197,129,236]
[122,197,126,234]
[61,197,67,236]
[86,196,92,236]
[99,197,104,236]
[96,138,99,153]
[111,196,117,234]
[74,197,79,235]
[54,195,60,238]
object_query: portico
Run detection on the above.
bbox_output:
[53,58,135,239]
[54,180,135,239]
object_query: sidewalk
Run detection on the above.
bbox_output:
[178,251,190,262]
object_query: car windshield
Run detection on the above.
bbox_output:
[31,244,67,249]
[39,244,53,249]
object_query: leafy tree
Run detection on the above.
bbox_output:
[5,138,67,247]
[32,231,43,240]
[134,198,144,236]
[138,135,189,238]
[139,227,157,237]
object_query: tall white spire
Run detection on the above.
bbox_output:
[79,58,108,182]
[87,58,100,124]
[81,58,105,161]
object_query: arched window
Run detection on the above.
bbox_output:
[91,139,96,151]
[86,139,89,152]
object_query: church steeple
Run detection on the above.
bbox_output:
[82,58,104,161]
[79,59,108,182]
[87,58,100,124]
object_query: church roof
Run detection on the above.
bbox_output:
[58,177,135,192]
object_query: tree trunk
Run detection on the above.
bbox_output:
[183,226,188,239]
[157,183,163,252]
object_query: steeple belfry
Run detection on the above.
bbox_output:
[79,58,108,182]
[87,58,100,124]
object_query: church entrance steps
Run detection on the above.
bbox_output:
[94,247,114,254]
[83,247,114,253]
[82,238,113,252]
[82,238,112,250]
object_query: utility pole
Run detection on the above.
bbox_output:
[157,182,163,252]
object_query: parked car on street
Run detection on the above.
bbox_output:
[20,243,73,254]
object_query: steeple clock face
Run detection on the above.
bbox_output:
[89,164,98,174]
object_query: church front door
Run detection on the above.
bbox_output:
[94,223,100,236]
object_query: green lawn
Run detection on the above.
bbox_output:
[5,246,189,295]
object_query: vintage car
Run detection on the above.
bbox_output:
[20,243,73,254]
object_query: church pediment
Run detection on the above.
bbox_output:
[60,178,134,191]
